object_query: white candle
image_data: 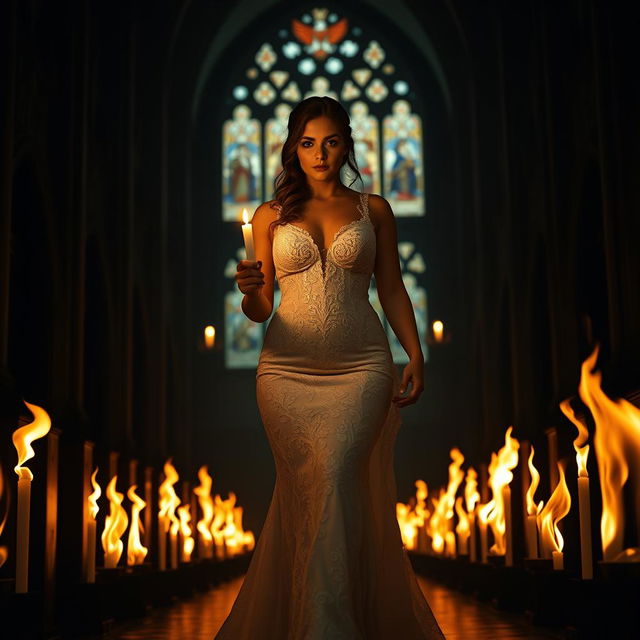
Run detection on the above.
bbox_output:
[158,515,167,571]
[457,531,468,556]
[87,519,96,583]
[578,476,593,579]
[469,513,477,562]
[526,514,538,559]
[170,527,178,569]
[552,550,563,570]
[241,208,255,261]
[16,476,31,593]
[479,517,488,563]
[503,485,513,566]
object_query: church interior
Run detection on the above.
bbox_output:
[1,0,639,638]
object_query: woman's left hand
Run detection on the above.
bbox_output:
[392,357,424,407]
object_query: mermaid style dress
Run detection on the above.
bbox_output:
[215,192,444,639]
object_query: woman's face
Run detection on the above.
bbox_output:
[296,116,347,182]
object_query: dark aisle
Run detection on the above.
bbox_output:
[93,574,565,640]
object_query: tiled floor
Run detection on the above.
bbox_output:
[99,574,565,639]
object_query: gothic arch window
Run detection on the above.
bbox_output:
[221,6,429,368]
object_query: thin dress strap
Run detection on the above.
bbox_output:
[359,192,370,221]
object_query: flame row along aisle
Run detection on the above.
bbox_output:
[396,344,640,579]
[1,409,255,592]
[95,458,255,578]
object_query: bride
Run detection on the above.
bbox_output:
[216,96,444,639]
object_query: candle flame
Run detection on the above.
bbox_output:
[158,458,181,538]
[0,463,8,567]
[478,426,520,556]
[194,466,214,555]
[560,398,590,478]
[578,344,640,561]
[126,484,148,565]
[12,401,52,481]
[455,495,470,543]
[396,479,430,550]
[89,467,101,520]
[101,475,129,568]
[177,504,195,561]
[464,467,480,514]
[242,208,249,225]
[525,446,542,516]
[537,460,571,555]
[427,448,465,554]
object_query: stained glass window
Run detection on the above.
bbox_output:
[222,7,428,368]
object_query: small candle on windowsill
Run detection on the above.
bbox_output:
[241,208,255,261]
[204,325,215,349]
[432,320,444,343]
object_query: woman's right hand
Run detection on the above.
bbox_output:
[235,260,264,296]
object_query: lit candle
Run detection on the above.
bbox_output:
[577,476,593,579]
[478,509,488,563]
[445,531,456,557]
[204,325,215,349]
[241,208,255,261]
[469,513,477,562]
[524,445,541,558]
[552,550,563,570]
[86,468,101,583]
[503,485,513,566]
[158,514,167,571]
[560,398,593,580]
[12,401,52,593]
[170,521,178,569]
[432,320,444,343]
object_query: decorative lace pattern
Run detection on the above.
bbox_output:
[215,192,444,640]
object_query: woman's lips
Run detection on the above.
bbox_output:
[314,165,329,170]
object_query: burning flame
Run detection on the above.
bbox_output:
[211,494,227,558]
[89,468,101,520]
[158,459,181,540]
[210,492,255,557]
[126,484,148,565]
[0,463,8,567]
[578,345,640,561]
[525,446,543,517]
[12,401,52,481]
[396,479,430,551]
[101,475,129,568]
[537,461,571,556]
[560,398,590,478]
[177,504,195,561]
[194,466,215,557]
[479,426,520,556]
[427,448,465,554]
[464,467,480,515]
[455,496,470,549]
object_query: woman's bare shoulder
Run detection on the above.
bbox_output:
[252,200,281,223]
[366,193,393,230]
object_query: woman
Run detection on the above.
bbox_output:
[216,96,444,639]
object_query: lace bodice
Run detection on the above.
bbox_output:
[259,192,392,374]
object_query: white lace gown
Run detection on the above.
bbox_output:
[215,192,444,639]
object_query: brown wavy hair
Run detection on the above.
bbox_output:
[268,96,363,234]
